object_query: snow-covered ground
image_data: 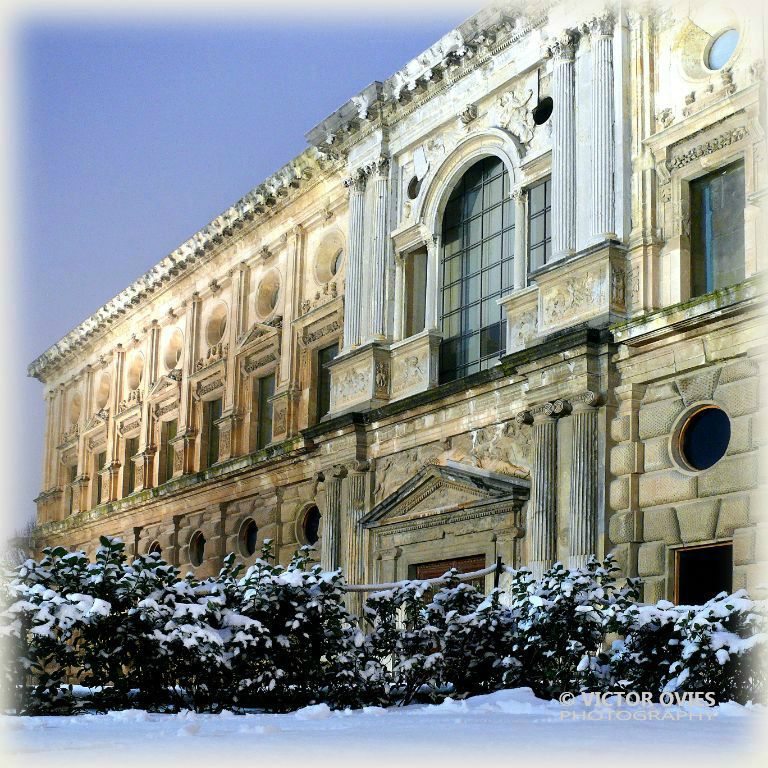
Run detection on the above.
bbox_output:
[2,688,765,768]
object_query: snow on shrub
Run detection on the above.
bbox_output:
[1,539,764,714]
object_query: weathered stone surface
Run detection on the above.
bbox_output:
[718,359,758,385]
[642,577,666,604]
[638,399,685,440]
[610,416,629,443]
[714,378,760,418]
[638,541,666,577]
[676,499,719,544]
[609,476,630,511]
[698,453,758,497]
[732,528,755,566]
[608,510,633,544]
[726,414,752,455]
[643,507,680,545]
[643,436,672,472]
[638,470,696,507]
[676,369,721,406]
[716,495,750,537]
[610,442,636,476]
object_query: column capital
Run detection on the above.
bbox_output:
[366,154,390,178]
[511,186,528,202]
[544,398,572,418]
[343,167,368,193]
[546,30,578,62]
[584,13,614,38]
[570,390,604,411]
[329,463,349,480]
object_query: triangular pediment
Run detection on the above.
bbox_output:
[236,321,280,351]
[82,408,109,434]
[148,374,181,401]
[362,460,530,527]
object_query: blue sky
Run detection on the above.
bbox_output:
[12,6,481,535]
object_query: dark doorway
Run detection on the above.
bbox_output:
[413,554,486,591]
[675,543,732,605]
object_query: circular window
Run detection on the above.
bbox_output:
[678,406,731,471]
[314,232,345,284]
[148,541,162,557]
[163,328,184,371]
[126,353,144,390]
[301,505,321,546]
[256,270,281,317]
[706,29,739,70]
[94,373,111,410]
[238,518,259,557]
[68,392,82,425]
[532,97,553,126]
[205,303,228,347]
[407,175,422,200]
[189,531,206,567]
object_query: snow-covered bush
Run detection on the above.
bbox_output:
[2,540,764,714]
[611,591,766,703]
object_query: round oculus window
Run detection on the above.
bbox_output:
[706,29,739,70]
[189,531,206,567]
[239,519,259,557]
[302,505,321,546]
[679,406,731,471]
[532,97,553,125]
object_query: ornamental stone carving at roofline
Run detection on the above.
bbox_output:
[28,0,767,608]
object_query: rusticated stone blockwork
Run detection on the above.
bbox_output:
[28,1,766,608]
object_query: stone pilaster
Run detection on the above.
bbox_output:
[320,465,347,570]
[518,400,570,577]
[343,461,369,614]
[568,391,602,569]
[588,15,616,240]
[368,155,390,341]
[512,188,527,290]
[549,32,578,259]
[424,235,441,331]
[393,252,406,340]
[342,169,368,351]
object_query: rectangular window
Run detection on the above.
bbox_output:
[125,437,139,494]
[690,160,745,298]
[256,374,275,449]
[675,543,732,605]
[316,343,338,422]
[527,177,551,272]
[96,451,106,504]
[162,419,177,483]
[404,248,428,337]
[205,398,222,468]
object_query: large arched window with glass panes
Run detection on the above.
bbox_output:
[440,156,514,382]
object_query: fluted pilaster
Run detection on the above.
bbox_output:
[368,155,390,341]
[320,465,347,570]
[343,169,367,351]
[343,461,369,614]
[518,401,569,578]
[589,16,616,239]
[550,32,577,259]
[568,392,601,569]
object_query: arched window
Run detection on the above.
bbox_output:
[440,156,514,383]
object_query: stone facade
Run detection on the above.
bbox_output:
[29,1,767,601]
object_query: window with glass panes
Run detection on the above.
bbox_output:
[125,437,139,494]
[205,398,222,468]
[527,177,551,272]
[256,373,275,449]
[440,157,514,383]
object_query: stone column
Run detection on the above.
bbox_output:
[424,235,441,331]
[343,461,369,614]
[550,32,577,260]
[320,465,347,571]
[568,392,601,569]
[342,169,367,352]
[518,400,569,578]
[512,188,527,290]
[368,155,390,341]
[588,15,616,240]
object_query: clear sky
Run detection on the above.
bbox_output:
[11,3,483,536]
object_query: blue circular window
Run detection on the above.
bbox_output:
[707,29,739,70]
[679,406,731,470]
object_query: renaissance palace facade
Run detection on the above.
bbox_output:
[29,0,767,605]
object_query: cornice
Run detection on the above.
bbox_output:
[27,146,342,382]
